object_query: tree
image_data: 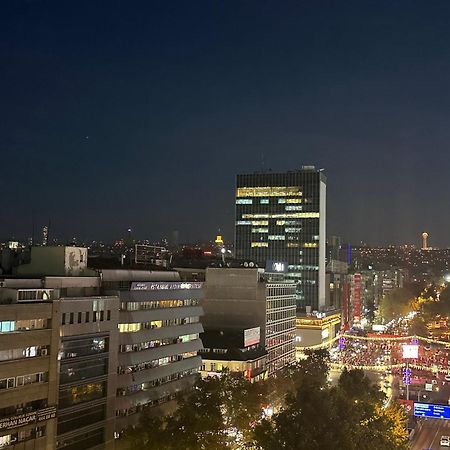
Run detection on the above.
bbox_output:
[254,380,336,450]
[378,288,414,322]
[423,285,450,320]
[408,317,429,337]
[121,411,172,450]
[254,366,409,450]
[167,376,227,450]
[123,371,267,450]
[268,348,330,404]
[219,371,266,441]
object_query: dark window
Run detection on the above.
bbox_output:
[57,404,105,435]
[60,358,108,384]
[85,312,90,323]
[100,311,104,322]
[93,312,97,322]
[56,427,104,450]
[61,336,108,359]
[107,310,111,321]
[62,313,66,325]
[77,312,82,324]
[69,313,74,325]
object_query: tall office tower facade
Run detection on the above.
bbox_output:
[235,167,326,311]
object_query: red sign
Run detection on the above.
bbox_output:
[398,399,414,414]
[343,279,349,329]
[353,273,362,323]
[410,377,427,385]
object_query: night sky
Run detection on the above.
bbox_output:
[2,1,450,247]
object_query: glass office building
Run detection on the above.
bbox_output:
[235,167,326,311]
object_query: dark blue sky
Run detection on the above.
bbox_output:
[2,1,450,247]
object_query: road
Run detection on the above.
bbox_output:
[411,418,450,449]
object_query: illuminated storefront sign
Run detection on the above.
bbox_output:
[131,282,203,291]
[402,344,419,359]
[0,406,56,431]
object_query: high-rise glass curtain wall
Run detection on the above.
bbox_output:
[235,170,326,311]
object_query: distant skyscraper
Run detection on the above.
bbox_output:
[235,167,326,311]
[421,232,429,250]
[42,225,49,246]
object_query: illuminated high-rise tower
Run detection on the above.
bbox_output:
[421,232,429,250]
[235,166,326,311]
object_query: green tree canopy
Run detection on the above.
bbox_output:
[422,285,450,319]
[378,287,415,322]
[408,316,429,337]
[122,352,409,450]
[254,366,409,450]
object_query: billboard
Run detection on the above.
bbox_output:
[414,403,450,419]
[0,406,56,431]
[353,273,361,323]
[131,282,203,291]
[402,344,419,359]
[244,327,260,347]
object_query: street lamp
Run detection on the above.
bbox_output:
[221,247,226,265]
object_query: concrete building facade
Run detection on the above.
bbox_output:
[100,270,204,433]
[0,248,206,449]
[0,299,59,449]
[202,268,296,375]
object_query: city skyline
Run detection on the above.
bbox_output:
[3,2,450,246]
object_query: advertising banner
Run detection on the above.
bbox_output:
[244,327,260,347]
[353,273,361,323]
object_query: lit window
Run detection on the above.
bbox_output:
[252,228,268,233]
[278,198,286,204]
[237,187,302,197]
[268,235,285,240]
[251,242,268,248]
[285,205,302,211]
[242,212,319,219]
[0,321,15,333]
[236,199,253,205]
[236,221,252,225]
[251,220,269,225]
[286,198,302,204]
[260,199,269,204]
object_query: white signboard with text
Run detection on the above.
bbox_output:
[244,327,260,347]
